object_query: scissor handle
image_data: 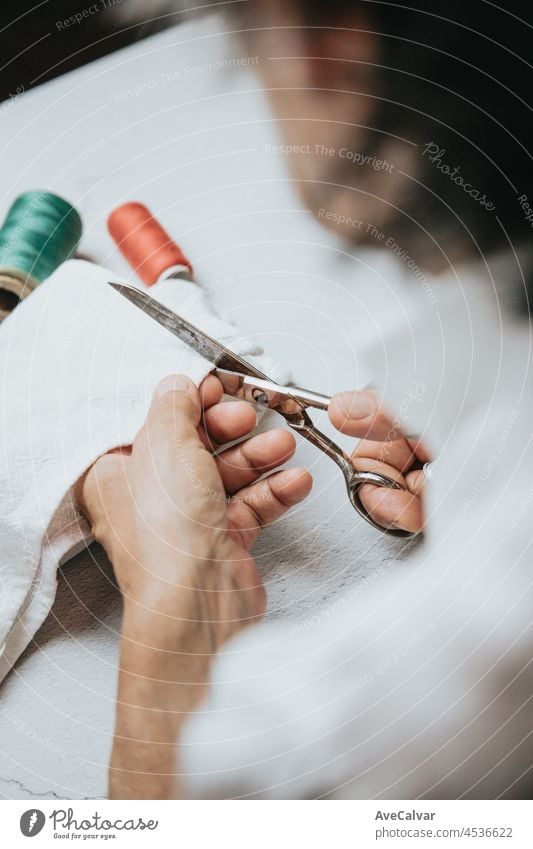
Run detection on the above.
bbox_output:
[290,418,418,539]
[348,471,417,538]
[217,368,418,538]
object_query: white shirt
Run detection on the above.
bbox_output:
[181,249,533,799]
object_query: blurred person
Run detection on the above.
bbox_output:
[76,0,533,798]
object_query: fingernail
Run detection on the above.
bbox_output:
[153,374,193,400]
[335,391,375,420]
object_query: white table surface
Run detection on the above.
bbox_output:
[0,14,421,799]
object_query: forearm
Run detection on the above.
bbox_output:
[109,594,211,799]
[108,553,256,799]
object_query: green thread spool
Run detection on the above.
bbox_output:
[0,191,82,319]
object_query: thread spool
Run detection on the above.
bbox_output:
[0,191,82,320]
[108,202,193,285]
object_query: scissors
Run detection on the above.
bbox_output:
[109,282,414,538]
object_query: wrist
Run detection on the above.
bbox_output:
[118,548,212,626]
[121,588,213,668]
[118,606,212,717]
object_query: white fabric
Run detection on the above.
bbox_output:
[181,253,533,799]
[0,258,287,681]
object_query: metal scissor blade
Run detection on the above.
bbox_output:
[109,282,269,380]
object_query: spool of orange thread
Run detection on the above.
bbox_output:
[108,202,193,285]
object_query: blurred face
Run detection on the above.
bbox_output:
[248,1,415,244]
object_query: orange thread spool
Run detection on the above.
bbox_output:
[108,202,192,285]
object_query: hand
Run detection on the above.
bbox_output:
[75,372,312,799]
[77,372,312,634]
[329,390,431,534]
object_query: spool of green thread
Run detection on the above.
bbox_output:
[0,191,82,319]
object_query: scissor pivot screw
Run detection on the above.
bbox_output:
[252,388,269,406]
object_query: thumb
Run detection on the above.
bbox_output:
[145,374,202,445]
[329,390,398,441]
[152,373,200,404]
